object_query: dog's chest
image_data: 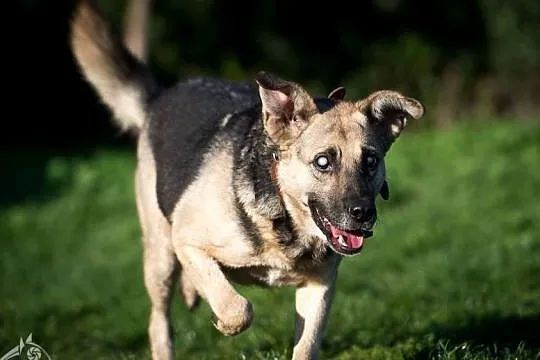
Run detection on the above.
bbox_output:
[223,265,310,287]
[222,249,331,287]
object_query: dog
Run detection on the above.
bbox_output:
[69,1,424,359]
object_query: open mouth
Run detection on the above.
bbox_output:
[309,203,373,256]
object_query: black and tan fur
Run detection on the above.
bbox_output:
[69,1,425,359]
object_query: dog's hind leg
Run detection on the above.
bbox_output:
[179,268,199,311]
[143,240,178,360]
[136,133,178,360]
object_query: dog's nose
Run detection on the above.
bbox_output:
[348,202,376,223]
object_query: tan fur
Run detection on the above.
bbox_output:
[135,129,176,360]
[259,84,318,146]
[293,267,339,360]
[136,127,204,358]
[168,145,327,281]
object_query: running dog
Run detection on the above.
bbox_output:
[69,1,424,359]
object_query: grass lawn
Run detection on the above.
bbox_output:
[1,121,539,359]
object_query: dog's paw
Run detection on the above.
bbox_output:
[211,297,253,336]
[180,271,200,311]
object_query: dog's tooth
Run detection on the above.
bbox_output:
[337,235,347,247]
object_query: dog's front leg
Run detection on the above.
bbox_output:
[292,273,338,360]
[175,245,254,336]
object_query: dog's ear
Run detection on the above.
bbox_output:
[255,71,317,144]
[379,180,389,200]
[328,86,346,101]
[363,90,424,141]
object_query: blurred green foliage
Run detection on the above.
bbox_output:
[10,0,540,149]
[99,0,539,128]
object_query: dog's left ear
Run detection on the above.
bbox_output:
[255,71,317,145]
[379,180,390,200]
[363,90,424,141]
[328,86,346,101]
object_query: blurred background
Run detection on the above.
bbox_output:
[9,0,540,149]
[2,0,539,359]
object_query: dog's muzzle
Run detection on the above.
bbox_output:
[308,201,374,256]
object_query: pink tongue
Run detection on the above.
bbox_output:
[329,225,364,249]
[347,235,364,249]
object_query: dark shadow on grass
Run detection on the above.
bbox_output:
[321,314,540,359]
[0,151,75,209]
[2,0,137,208]
[0,144,134,210]
[436,314,539,348]
[412,314,540,359]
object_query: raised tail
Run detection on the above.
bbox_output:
[70,0,159,132]
[123,0,152,63]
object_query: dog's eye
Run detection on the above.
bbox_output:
[314,154,331,171]
[365,154,378,171]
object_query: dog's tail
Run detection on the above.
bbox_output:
[70,0,159,132]
[123,0,152,63]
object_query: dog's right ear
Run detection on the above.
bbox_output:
[328,86,346,101]
[255,71,317,145]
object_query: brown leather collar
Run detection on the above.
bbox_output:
[270,151,286,205]
[270,151,279,182]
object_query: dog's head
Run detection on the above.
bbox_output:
[255,71,424,256]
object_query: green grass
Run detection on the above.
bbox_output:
[1,121,540,360]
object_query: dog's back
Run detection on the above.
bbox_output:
[71,0,263,217]
[147,77,260,217]
[70,0,259,137]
